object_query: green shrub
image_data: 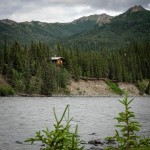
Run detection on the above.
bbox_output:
[106,80,124,95]
[0,85,15,96]
[25,105,84,150]
[137,80,147,95]
[105,93,150,150]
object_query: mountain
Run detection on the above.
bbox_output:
[0,18,97,46]
[0,19,17,25]
[96,14,113,26]
[72,14,100,23]
[65,5,150,50]
[124,5,146,15]
[0,5,149,49]
[71,13,113,25]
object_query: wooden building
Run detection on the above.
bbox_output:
[51,57,64,66]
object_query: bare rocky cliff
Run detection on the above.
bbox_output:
[96,13,113,26]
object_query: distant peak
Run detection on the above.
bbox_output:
[126,5,146,13]
[96,14,113,26]
[0,19,17,25]
[72,14,100,24]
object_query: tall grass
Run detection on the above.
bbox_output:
[106,80,124,95]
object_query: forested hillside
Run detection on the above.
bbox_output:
[0,16,98,46]
[65,6,150,50]
[0,5,149,50]
[0,40,149,95]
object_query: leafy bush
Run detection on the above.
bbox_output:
[145,80,150,95]
[25,105,84,150]
[0,85,15,96]
[137,80,147,95]
[106,80,124,95]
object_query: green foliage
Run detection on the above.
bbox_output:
[11,69,25,92]
[41,63,57,96]
[67,10,150,50]
[106,80,124,95]
[57,69,71,88]
[0,37,150,95]
[27,76,42,94]
[24,94,150,150]
[0,40,71,95]
[105,93,150,150]
[145,79,150,95]
[1,9,150,51]
[61,41,150,83]
[114,95,141,149]
[0,85,15,96]
[0,19,96,46]
[25,105,84,150]
[137,80,147,95]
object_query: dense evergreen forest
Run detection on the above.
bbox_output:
[0,39,149,95]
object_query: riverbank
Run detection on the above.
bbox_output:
[0,74,149,96]
[67,79,143,96]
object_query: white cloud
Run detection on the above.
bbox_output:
[9,6,93,23]
[0,0,149,22]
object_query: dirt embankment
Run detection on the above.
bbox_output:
[68,79,140,96]
[0,74,143,96]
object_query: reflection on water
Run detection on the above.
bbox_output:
[0,96,150,150]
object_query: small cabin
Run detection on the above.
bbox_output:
[51,57,64,66]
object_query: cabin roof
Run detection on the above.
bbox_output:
[51,57,62,60]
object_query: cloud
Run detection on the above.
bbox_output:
[0,0,149,22]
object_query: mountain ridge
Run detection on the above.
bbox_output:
[125,5,146,13]
[0,5,147,24]
[0,5,149,48]
[63,6,150,50]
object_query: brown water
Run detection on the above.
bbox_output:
[0,96,150,150]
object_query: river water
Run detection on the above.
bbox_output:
[0,96,150,150]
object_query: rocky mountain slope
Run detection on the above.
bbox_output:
[0,5,149,49]
[65,5,150,50]
[96,14,113,26]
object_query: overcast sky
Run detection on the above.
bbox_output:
[0,0,150,23]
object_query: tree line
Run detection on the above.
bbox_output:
[58,41,150,82]
[0,39,149,95]
[0,40,70,96]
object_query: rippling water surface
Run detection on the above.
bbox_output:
[0,96,150,150]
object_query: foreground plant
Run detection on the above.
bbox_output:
[105,93,150,150]
[25,105,84,150]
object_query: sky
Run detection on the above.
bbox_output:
[0,0,150,23]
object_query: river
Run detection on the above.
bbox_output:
[0,96,150,150]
